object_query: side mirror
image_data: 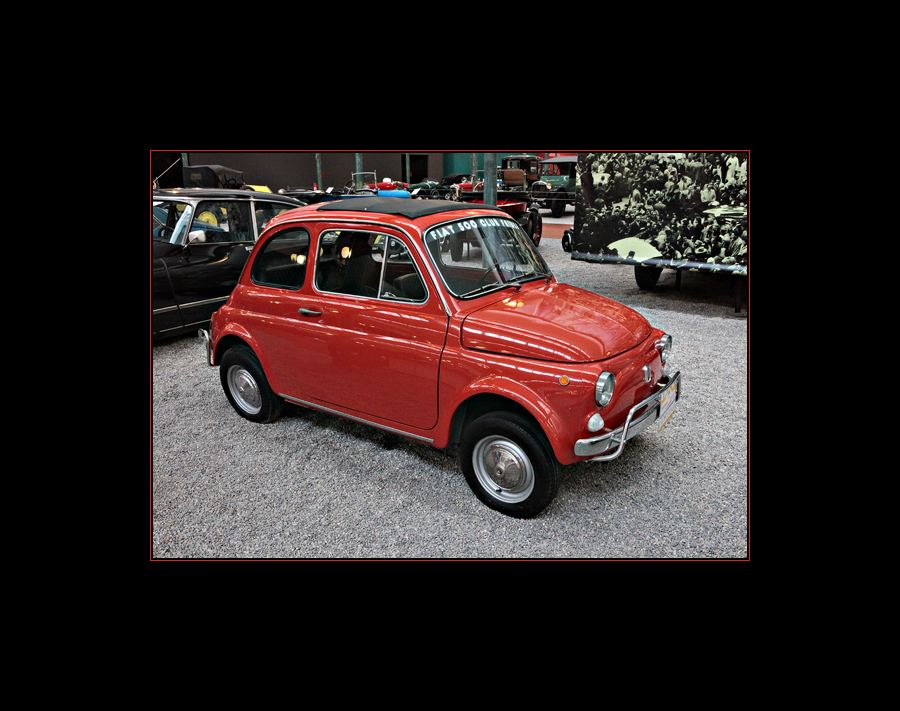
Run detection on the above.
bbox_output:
[187,229,207,245]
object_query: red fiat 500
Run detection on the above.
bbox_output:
[200,197,680,517]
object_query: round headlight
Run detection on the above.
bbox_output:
[595,372,615,407]
[658,334,673,363]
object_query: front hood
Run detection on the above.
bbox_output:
[461,282,651,363]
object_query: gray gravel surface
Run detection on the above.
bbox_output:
[151,207,749,559]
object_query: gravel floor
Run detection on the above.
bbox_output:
[151,206,749,559]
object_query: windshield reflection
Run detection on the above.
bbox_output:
[424,216,551,298]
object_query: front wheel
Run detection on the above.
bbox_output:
[220,345,284,423]
[459,412,560,518]
[635,264,663,290]
[550,192,566,218]
[529,210,541,247]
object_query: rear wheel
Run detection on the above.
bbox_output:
[460,412,560,518]
[220,345,284,423]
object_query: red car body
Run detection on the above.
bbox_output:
[201,197,679,517]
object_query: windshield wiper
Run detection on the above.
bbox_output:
[459,282,521,298]
[507,272,550,286]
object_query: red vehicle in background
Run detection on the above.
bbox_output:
[454,170,541,250]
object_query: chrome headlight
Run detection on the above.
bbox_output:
[657,334,673,364]
[595,372,615,407]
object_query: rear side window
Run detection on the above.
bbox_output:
[314,230,427,302]
[255,203,293,234]
[193,200,254,243]
[251,228,310,290]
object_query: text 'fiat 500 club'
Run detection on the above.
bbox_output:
[200,197,680,517]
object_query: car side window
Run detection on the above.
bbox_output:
[255,203,292,234]
[315,230,426,302]
[192,200,253,243]
[379,236,427,302]
[251,228,310,290]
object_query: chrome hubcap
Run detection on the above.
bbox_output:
[227,365,262,415]
[472,436,534,504]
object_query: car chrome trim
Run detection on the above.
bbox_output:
[198,329,214,366]
[309,226,431,304]
[574,371,681,461]
[275,214,453,316]
[280,395,435,444]
[170,296,228,311]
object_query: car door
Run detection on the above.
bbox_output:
[162,198,255,329]
[152,201,190,336]
[251,223,448,431]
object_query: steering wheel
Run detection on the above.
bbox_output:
[474,262,503,289]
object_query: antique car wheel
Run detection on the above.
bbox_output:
[220,345,284,423]
[460,412,560,518]
[529,210,541,247]
[450,235,464,262]
[634,264,663,290]
[550,192,566,218]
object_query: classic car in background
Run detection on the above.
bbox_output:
[407,173,470,200]
[181,163,272,192]
[499,154,543,188]
[152,188,305,340]
[448,199,541,256]
[457,170,532,205]
[280,172,411,202]
[200,197,679,517]
[530,155,577,217]
[344,172,410,199]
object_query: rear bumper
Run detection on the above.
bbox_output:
[198,328,214,366]
[574,371,681,461]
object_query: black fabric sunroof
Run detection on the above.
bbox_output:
[315,196,505,219]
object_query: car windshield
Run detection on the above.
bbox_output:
[424,216,551,298]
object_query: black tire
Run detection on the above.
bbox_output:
[220,344,284,423]
[450,235,463,262]
[529,210,541,247]
[459,412,560,518]
[550,192,566,218]
[634,264,663,290]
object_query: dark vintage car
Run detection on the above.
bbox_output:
[200,197,680,517]
[407,173,470,200]
[530,155,577,217]
[152,188,306,340]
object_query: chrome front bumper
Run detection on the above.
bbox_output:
[574,371,681,461]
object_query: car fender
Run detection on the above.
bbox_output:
[210,314,273,376]
[440,370,581,464]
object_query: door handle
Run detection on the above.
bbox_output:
[298,308,322,317]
